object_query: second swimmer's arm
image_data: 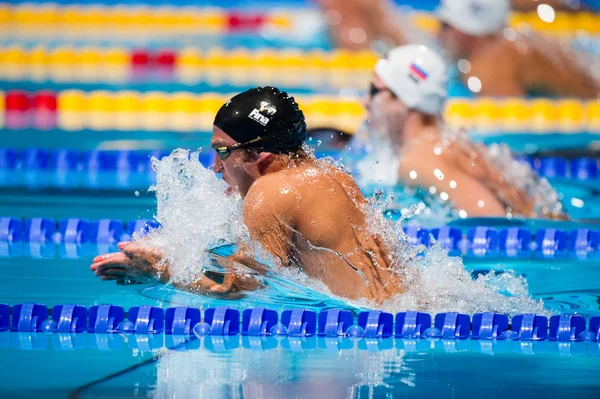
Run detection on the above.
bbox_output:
[318,0,410,49]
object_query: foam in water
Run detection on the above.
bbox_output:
[137,148,546,316]
[141,149,247,285]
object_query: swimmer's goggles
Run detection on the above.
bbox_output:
[369,83,396,99]
[214,136,263,160]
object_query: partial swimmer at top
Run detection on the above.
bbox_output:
[319,0,599,97]
[354,44,567,220]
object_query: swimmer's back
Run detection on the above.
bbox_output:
[467,33,598,97]
[244,160,368,250]
[398,134,534,217]
[243,159,403,301]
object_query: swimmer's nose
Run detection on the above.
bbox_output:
[213,153,224,173]
[362,92,371,113]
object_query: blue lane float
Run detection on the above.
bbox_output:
[357,310,393,339]
[510,314,548,341]
[58,219,91,244]
[4,303,599,344]
[46,304,87,333]
[2,330,598,355]
[521,156,599,181]
[24,218,56,243]
[165,307,201,335]
[499,228,531,257]
[406,225,598,259]
[1,217,599,259]
[242,308,278,336]
[281,309,317,337]
[0,149,599,191]
[549,314,587,342]
[1,307,600,355]
[472,313,509,340]
[0,217,160,244]
[429,226,462,252]
[88,305,125,333]
[395,311,431,338]
[121,306,164,334]
[318,309,355,337]
[0,217,22,242]
[467,227,499,256]
[0,304,10,332]
[11,303,48,332]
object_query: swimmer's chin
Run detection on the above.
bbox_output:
[225,186,235,196]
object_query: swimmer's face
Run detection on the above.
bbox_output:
[211,126,273,198]
[363,74,410,140]
[438,22,471,59]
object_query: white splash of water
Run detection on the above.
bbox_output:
[142,149,247,285]
[486,142,564,218]
[357,193,547,316]
[140,148,546,316]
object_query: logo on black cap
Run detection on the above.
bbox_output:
[248,101,277,126]
[259,101,277,116]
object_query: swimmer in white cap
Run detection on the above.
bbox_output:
[320,0,598,97]
[361,44,568,219]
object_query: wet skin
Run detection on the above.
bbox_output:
[91,127,406,303]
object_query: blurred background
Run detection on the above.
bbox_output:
[0,0,599,198]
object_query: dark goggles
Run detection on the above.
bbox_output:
[369,83,396,98]
[214,136,262,161]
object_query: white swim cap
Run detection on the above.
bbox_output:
[374,44,447,115]
[436,0,510,36]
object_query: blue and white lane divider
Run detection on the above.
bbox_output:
[0,148,598,191]
[403,225,599,259]
[1,217,598,260]
[0,304,599,353]
[0,217,158,244]
[1,303,598,340]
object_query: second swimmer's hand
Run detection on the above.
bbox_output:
[90,241,166,284]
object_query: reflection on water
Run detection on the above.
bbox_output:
[78,336,599,399]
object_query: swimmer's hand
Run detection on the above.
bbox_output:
[91,242,261,295]
[91,241,166,284]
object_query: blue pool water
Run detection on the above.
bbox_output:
[1,181,600,398]
[1,246,600,398]
[1,131,600,399]
[2,0,600,396]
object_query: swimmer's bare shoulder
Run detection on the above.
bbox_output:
[245,162,366,248]
[398,137,507,216]
[470,33,598,97]
[468,38,524,96]
[243,170,299,228]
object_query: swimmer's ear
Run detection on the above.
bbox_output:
[254,152,274,175]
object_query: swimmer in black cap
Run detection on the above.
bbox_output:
[91,86,406,303]
[211,86,308,196]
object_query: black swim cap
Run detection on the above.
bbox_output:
[213,86,307,153]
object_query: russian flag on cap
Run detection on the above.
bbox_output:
[409,63,428,83]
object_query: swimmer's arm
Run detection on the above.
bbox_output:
[242,178,296,267]
[469,52,526,96]
[475,72,525,96]
[517,40,599,98]
[510,0,580,11]
[90,241,260,295]
[318,0,410,49]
